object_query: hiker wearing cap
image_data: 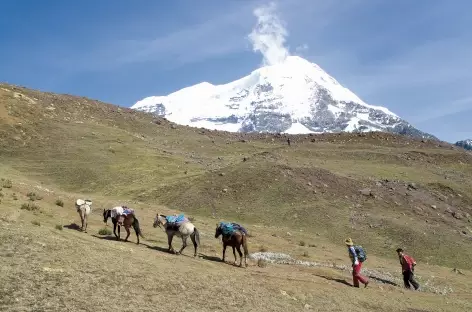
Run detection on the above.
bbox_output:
[396,248,420,290]
[345,238,369,288]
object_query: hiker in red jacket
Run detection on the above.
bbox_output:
[345,238,369,288]
[396,248,420,290]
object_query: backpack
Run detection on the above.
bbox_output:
[354,245,367,262]
[232,223,248,235]
[220,222,235,236]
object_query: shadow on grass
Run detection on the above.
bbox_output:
[198,254,247,268]
[143,243,223,263]
[91,234,119,241]
[317,275,353,287]
[199,254,223,263]
[367,275,399,287]
[144,243,172,253]
[64,223,81,231]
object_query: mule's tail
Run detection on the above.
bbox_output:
[194,227,201,246]
[242,234,249,256]
[133,217,145,238]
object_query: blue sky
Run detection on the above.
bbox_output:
[1,0,471,142]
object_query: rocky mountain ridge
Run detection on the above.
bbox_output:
[132,56,436,140]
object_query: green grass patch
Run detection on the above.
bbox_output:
[2,82,472,270]
[26,192,42,201]
[21,203,39,211]
[98,228,112,236]
[1,178,12,188]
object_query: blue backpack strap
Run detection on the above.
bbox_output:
[231,223,248,235]
[176,214,185,223]
[166,215,177,223]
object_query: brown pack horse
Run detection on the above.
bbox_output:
[215,223,249,267]
[116,213,144,244]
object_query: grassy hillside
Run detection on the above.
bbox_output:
[1,83,472,311]
[1,180,470,312]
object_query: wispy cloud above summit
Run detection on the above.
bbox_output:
[248,2,291,66]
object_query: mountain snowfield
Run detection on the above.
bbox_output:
[132,56,434,139]
[455,139,472,150]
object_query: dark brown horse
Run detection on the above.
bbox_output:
[103,208,121,239]
[215,223,248,267]
[115,212,144,244]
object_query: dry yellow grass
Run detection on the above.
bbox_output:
[1,83,472,311]
[1,177,471,312]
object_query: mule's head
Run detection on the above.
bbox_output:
[215,223,223,238]
[103,209,110,224]
[153,214,165,228]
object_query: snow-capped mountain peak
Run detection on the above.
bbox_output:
[132,56,433,139]
[455,139,472,150]
[250,56,396,116]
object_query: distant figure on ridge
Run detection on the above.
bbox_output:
[396,248,420,290]
[345,238,369,288]
[287,137,291,146]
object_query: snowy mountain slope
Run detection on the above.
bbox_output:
[132,56,436,139]
[455,139,472,150]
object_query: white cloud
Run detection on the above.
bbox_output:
[247,2,291,66]
[31,0,470,141]
[47,0,311,72]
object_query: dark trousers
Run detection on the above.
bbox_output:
[403,270,420,290]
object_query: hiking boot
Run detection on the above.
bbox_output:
[364,281,369,288]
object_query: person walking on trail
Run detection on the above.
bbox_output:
[396,248,420,290]
[345,238,369,288]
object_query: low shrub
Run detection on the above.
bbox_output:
[1,179,12,188]
[257,259,268,268]
[98,228,112,235]
[27,192,43,201]
[21,203,40,211]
